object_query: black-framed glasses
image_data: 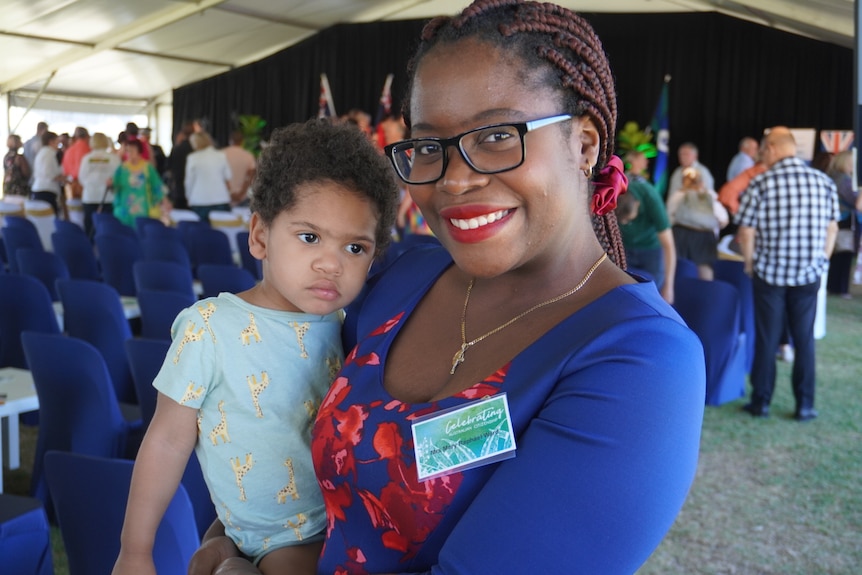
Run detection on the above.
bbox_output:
[384,114,573,185]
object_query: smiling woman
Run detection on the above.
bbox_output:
[190,2,705,574]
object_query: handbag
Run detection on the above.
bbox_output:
[835,228,856,253]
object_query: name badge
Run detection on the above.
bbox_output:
[411,393,516,482]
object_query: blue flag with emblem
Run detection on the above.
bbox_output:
[650,76,670,196]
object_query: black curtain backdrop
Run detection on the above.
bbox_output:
[173,12,852,189]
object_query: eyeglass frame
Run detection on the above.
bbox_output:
[383,113,573,185]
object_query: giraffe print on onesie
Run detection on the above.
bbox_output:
[152,292,344,562]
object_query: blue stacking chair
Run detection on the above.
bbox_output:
[16,248,70,301]
[92,212,134,238]
[673,277,747,406]
[236,230,262,280]
[54,219,87,237]
[56,279,138,405]
[133,260,196,299]
[187,226,234,270]
[0,493,53,575]
[136,289,197,341]
[141,235,192,268]
[714,259,755,373]
[52,230,101,281]
[135,215,167,239]
[21,332,144,521]
[44,451,198,575]
[125,337,171,428]
[95,232,143,296]
[197,263,256,298]
[675,257,699,281]
[141,223,184,243]
[0,275,60,369]
[2,223,44,273]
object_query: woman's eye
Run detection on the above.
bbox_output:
[346,244,365,255]
[415,141,442,157]
[478,129,516,145]
[298,233,318,244]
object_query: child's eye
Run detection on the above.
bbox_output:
[346,244,365,255]
[298,233,319,244]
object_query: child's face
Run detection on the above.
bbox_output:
[248,182,378,315]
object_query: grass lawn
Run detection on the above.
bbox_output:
[4,283,861,575]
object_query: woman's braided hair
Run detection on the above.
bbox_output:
[402,0,626,267]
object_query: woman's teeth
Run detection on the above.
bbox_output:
[450,209,510,230]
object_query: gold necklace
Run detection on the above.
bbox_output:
[450,253,608,375]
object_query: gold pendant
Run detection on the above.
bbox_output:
[450,343,468,375]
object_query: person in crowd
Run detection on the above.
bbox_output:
[726,136,758,182]
[668,142,715,197]
[30,131,65,215]
[23,121,48,185]
[110,139,167,227]
[61,126,91,199]
[140,127,167,177]
[667,167,728,280]
[188,2,705,574]
[113,119,399,575]
[167,120,195,209]
[718,141,767,217]
[56,133,70,165]
[3,134,31,198]
[618,150,676,302]
[184,131,232,222]
[124,122,152,162]
[223,130,257,206]
[343,109,373,141]
[825,150,859,298]
[736,127,839,421]
[78,132,121,237]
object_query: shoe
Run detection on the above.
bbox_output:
[742,403,770,418]
[777,345,795,362]
[795,408,818,421]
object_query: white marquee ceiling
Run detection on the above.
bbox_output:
[0,0,854,107]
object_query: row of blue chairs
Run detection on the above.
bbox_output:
[2,213,262,296]
[22,331,212,575]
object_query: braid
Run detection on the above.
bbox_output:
[404,0,626,267]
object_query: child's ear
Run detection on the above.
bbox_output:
[247,212,267,261]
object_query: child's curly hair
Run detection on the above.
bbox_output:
[251,119,399,256]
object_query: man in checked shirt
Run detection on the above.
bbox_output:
[735,126,839,422]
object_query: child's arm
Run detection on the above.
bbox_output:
[112,392,199,575]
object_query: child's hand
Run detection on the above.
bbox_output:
[187,535,248,575]
[111,549,157,575]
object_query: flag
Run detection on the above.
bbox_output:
[317,73,336,119]
[819,130,854,153]
[374,73,394,149]
[649,75,671,196]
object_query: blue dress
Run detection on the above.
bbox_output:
[312,246,705,575]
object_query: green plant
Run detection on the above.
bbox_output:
[238,114,266,157]
[616,121,657,158]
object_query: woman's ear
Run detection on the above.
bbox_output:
[247,212,267,261]
[575,116,601,173]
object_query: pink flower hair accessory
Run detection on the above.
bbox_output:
[589,155,628,216]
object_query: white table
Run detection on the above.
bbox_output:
[0,368,40,494]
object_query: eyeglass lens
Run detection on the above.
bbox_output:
[391,124,524,184]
